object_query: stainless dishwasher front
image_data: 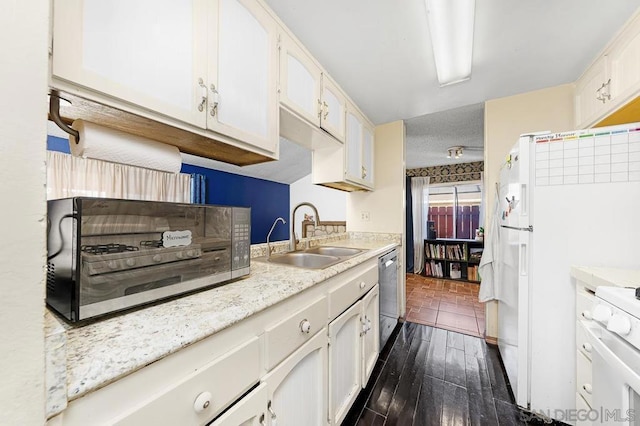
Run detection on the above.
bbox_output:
[379,249,399,349]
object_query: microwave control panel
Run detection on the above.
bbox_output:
[232,207,251,275]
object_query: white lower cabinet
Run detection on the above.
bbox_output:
[209,383,268,426]
[263,330,328,426]
[328,301,363,426]
[50,258,384,426]
[328,284,380,426]
[361,285,380,387]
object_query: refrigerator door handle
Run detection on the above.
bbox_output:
[500,225,533,232]
[519,243,528,276]
[521,184,527,215]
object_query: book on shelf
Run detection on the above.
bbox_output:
[450,262,461,279]
[467,265,481,281]
[425,260,444,278]
[469,248,483,263]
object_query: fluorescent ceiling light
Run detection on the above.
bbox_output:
[426,0,476,86]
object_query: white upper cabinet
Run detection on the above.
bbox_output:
[575,55,609,128]
[208,0,278,153]
[320,75,347,143]
[608,13,640,108]
[279,32,322,126]
[574,11,640,129]
[51,0,279,157]
[279,31,347,144]
[52,0,208,127]
[312,100,375,192]
[345,101,374,189]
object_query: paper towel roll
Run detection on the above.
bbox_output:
[69,120,182,173]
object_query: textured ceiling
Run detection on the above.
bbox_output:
[405,103,484,169]
[259,0,640,171]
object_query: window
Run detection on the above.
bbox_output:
[427,182,481,239]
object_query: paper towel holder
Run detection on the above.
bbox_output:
[49,90,80,144]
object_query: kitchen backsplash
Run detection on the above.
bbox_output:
[302,220,346,238]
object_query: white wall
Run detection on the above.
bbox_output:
[483,83,575,340]
[289,174,347,239]
[0,2,49,424]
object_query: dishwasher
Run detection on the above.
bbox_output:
[379,249,399,349]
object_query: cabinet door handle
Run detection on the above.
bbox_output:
[197,78,207,112]
[268,400,277,426]
[210,84,219,117]
[582,384,592,394]
[582,343,592,353]
[362,166,367,179]
[259,413,266,426]
[323,101,329,120]
[317,99,322,119]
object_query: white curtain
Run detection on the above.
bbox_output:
[479,172,485,229]
[46,151,191,202]
[411,176,430,274]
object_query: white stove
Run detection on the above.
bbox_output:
[587,285,640,424]
[593,286,640,350]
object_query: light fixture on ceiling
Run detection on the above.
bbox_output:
[425,0,476,86]
[446,145,482,159]
[447,146,464,159]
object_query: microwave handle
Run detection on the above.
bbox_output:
[584,325,640,393]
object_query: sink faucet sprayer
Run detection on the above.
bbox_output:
[290,202,320,251]
[266,217,286,259]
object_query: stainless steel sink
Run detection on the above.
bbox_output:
[303,246,364,257]
[256,245,367,270]
[265,252,342,269]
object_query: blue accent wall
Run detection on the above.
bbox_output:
[47,135,290,244]
[48,135,71,153]
[181,164,289,244]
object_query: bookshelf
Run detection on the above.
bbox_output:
[423,238,484,283]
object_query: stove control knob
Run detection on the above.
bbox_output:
[592,304,613,324]
[186,250,194,257]
[126,258,136,267]
[607,314,631,336]
[107,261,118,270]
[176,252,183,259]
[152,254,162,263]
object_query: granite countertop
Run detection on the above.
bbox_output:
[571,265,640,292]
[45,235,399,417]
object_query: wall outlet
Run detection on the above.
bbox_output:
[360,211,370,221]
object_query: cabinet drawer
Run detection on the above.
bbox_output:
[576,287,595,321]
[576,350,593,407]
[328,263,377,320]
[576,320,594,361]
[112,337,261,426]
[265,296,328,371]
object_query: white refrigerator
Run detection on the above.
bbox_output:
[496,122,640,420]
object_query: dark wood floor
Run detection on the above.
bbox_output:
[342,322,561,426]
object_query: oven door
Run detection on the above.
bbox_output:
[585,324,640,425]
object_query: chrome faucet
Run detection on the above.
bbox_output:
[266,217,286,259]
[290,202,320,251]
